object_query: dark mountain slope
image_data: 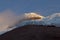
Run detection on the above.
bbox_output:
[0,25,60,40]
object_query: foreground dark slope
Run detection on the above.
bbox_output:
[0,25,60,40]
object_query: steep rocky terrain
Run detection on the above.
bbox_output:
[0,25,60,40]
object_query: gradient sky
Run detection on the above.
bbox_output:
[0,0,60,16]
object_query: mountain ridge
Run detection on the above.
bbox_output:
[0,25,60,40]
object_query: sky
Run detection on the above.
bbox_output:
[0,0,60,16]
[0,0,60,34]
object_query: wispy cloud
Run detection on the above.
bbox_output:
[0,9,20,32]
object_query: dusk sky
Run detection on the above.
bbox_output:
[0,0,60,16]
[0,0,60,35]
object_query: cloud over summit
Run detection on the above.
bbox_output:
[0,10,60,34]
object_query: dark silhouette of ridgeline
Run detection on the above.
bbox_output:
[0,25,60,40]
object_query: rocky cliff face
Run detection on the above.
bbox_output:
[0,25,60,40]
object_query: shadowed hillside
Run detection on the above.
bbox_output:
[0,25,60,40]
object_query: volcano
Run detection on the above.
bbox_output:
[0,25,60,40]
[0,13,60,40]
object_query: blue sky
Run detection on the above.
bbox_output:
[0,0,60,16]
[0,0,60,35]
